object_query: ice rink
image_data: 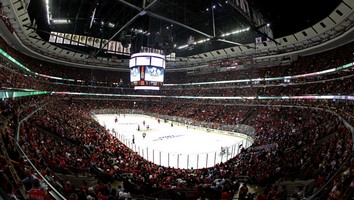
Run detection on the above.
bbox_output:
[94,114,252,169]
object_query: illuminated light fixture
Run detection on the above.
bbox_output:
[197,39,208,43]
[131,28,150,35]
[221,27,250,38]
[177,44,188,49]
[45,0,50,24]
[90,8,96,29]
[52,19,71,24]
[267,23,270,27]
[178,38,211,49]
[108,22,115,28]
[134,86,160,90]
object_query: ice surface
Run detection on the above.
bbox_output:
[95,114,251,169]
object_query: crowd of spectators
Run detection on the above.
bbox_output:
[1,96,353,200]
[0,15,353,200]
[0,42,353,102]
[0,37,129,86]
[1,59,353,99]
[0,35,354,89]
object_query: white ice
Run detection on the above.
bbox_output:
[95,114,251,169]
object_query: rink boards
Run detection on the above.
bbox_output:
[94,114,252,169]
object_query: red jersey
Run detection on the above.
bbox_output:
[28,189,50,200]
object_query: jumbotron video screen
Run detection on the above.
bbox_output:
[129,53,165,90]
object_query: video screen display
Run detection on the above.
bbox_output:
[151,57,164,68]
[129,58,136,68]
[136,56,150,66]
[145,66,164,82]
[130,67,141,82]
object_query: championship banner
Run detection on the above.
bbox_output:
[63,33,72,44]
[79,36,86,46]
[72,35,79,45]
[255,37,262,44]
[57,33,64,44]
[49,32,57,43]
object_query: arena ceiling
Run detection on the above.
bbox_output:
[27,0,342,59]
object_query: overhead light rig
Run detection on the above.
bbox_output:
[95,0,256,57]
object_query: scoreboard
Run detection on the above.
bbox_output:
[130,53,165,90]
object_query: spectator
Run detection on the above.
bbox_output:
[238,183,248,200]
[28,179,50,200]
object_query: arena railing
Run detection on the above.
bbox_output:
[0,126,27,199]
[308,155,352,200]
[91,109,254,169]
[307,106,354,199]
[15,105,66,200]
